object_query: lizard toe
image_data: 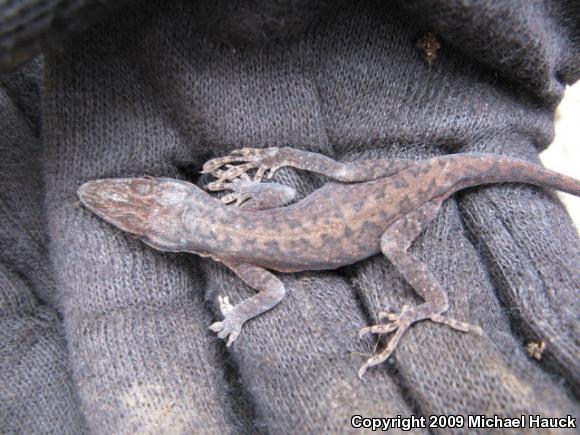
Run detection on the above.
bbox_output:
[217,295,234,314]
[358,321,410,377]
[359,321,400,338]
[359,303,482,375]
[226,330,240,347]
[210,307,244,345]
[209,321,224,332]
[431,314,482,334]
[215,319,242,344]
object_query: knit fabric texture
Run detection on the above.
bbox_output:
[1,0,579,433]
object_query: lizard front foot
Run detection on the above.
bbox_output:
[209,295,245,347]
[202,147,291,181]
[205,168,296,209]
[358,305,481,378]
[205,173,256,206]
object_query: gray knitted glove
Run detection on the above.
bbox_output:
[1,1,579,433]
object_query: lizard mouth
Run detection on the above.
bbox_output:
[78,178,155,236]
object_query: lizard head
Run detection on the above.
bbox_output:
[78,178,194,247]
[78,177,160,236]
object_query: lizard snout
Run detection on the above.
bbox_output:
[78,178,156,236]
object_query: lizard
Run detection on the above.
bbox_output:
[77,146,580,377]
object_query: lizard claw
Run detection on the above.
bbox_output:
[210,295,244,346]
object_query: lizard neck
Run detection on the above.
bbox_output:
[138,179,226,253]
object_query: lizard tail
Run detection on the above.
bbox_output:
[447,153,580,197]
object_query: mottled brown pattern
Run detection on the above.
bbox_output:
[78,147,580,376]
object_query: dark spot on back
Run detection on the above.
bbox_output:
[265,240,280,252]
[394,176,409,189]
[399,196,413,212]
[287,219,302,230]
[352,199,365,213]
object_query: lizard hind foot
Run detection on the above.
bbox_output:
[357,305,481,378]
